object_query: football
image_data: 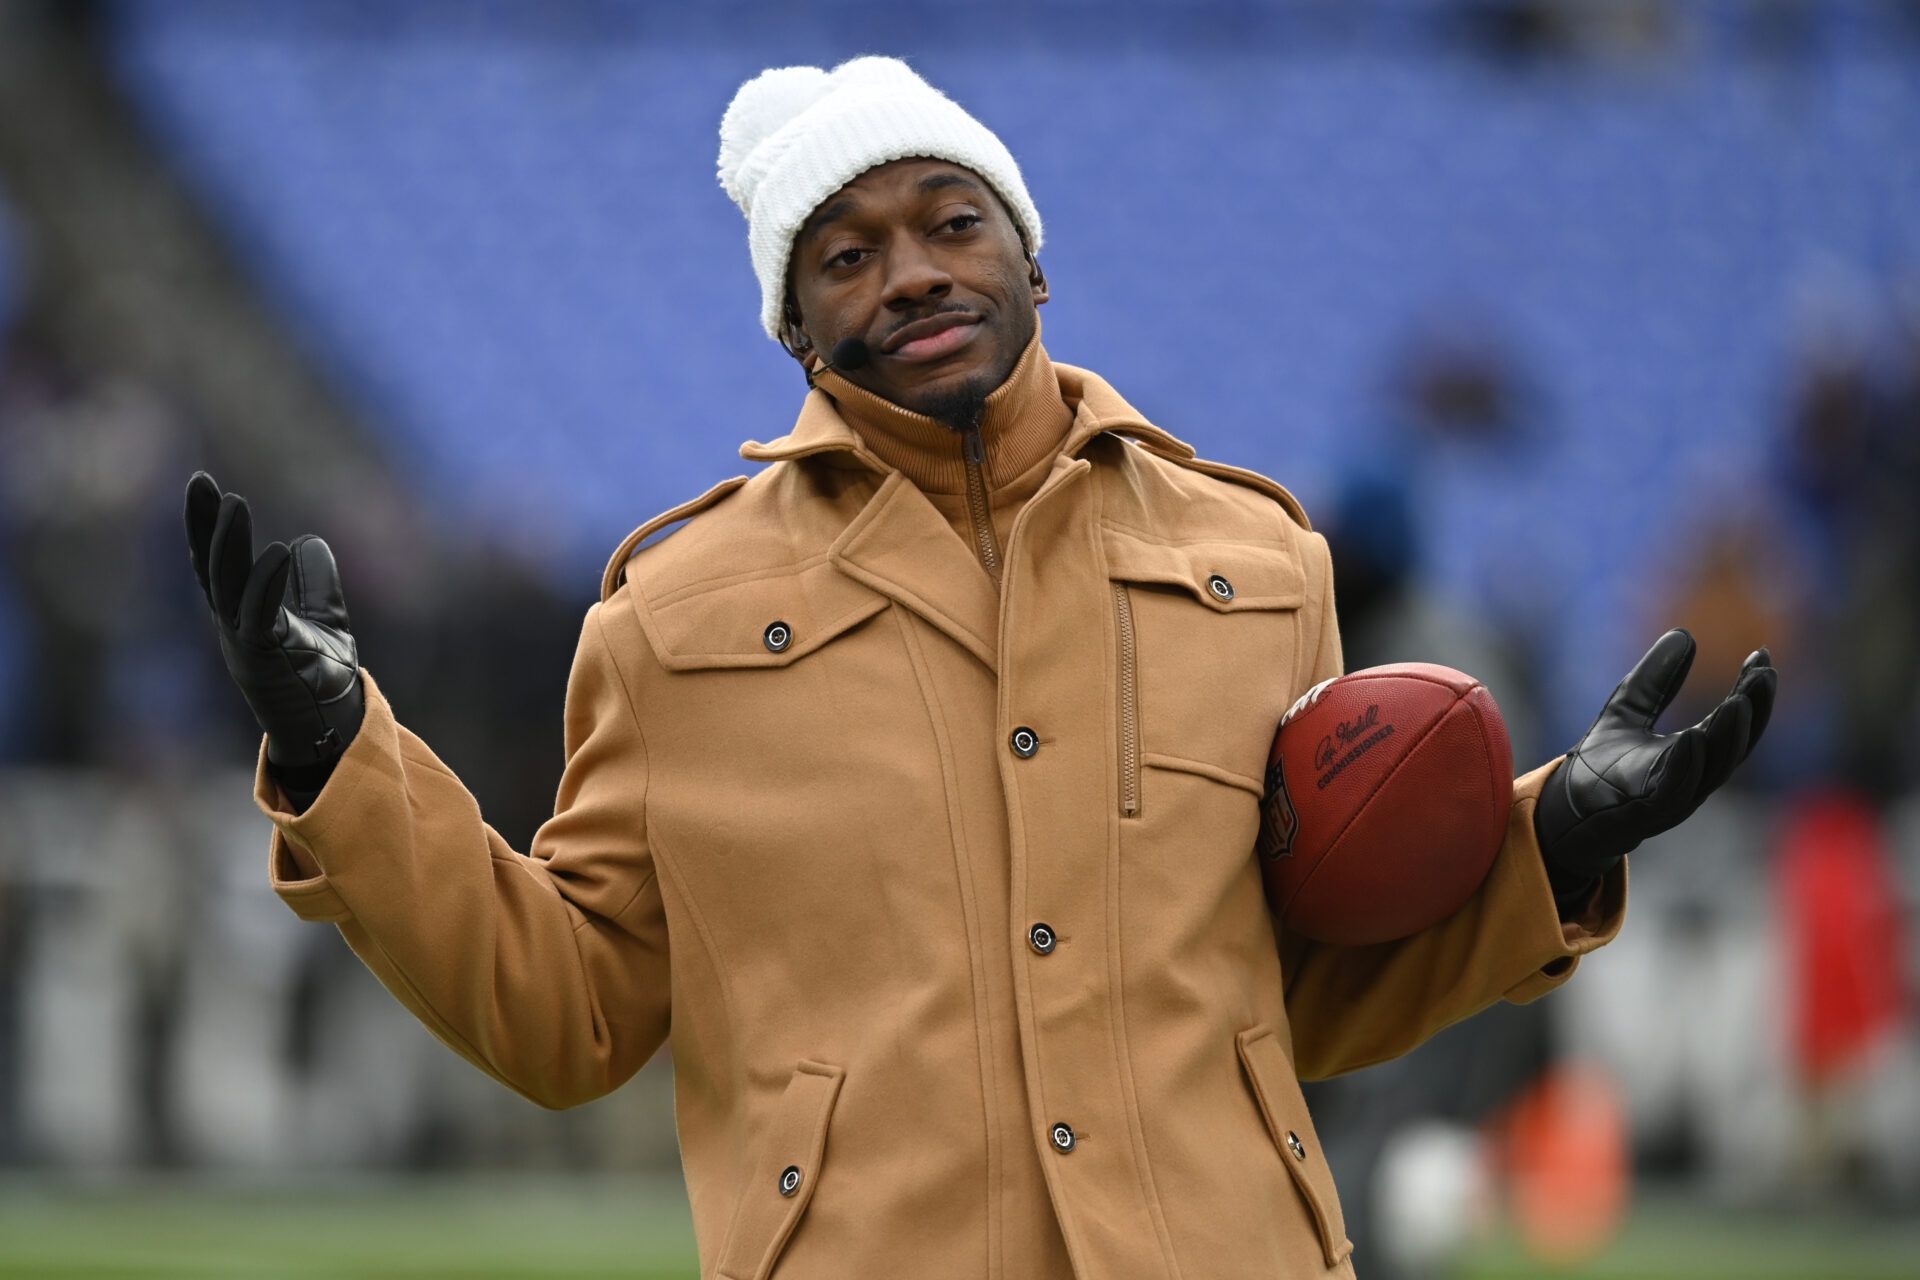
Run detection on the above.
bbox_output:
[1255,663,1513,945]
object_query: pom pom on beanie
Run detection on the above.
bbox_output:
[717,55,1044,342]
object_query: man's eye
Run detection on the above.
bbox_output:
[827,247,866,269]
[943,214,982,233]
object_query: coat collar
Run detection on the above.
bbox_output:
[729,333,1202,673]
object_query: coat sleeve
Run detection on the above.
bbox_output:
[1276,531,1628,1082]
[250,600,669,1110]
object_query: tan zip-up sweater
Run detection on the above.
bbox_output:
[807,313,1073,585]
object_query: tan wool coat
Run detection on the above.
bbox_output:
[254,322,1628,1279]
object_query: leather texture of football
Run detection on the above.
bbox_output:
[1255,663,1513,945]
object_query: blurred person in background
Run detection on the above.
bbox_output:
[1656,515,1806,790]
[179,52,1779,1280]
[1776,288,1920,798]
[0,327,188,769]
[0,325,207,1168]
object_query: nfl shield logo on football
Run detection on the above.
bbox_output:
[1257,756,1299,862]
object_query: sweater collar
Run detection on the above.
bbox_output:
[740,313,1198,479]
[815,315,1066,495]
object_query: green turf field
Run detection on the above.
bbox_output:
[0,1175,697,1280]
[1,1174,1916,1279]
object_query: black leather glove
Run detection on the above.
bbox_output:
[1534,628,1777,916]
[185,471,364,804]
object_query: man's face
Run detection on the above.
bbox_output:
[784,158,1047,429]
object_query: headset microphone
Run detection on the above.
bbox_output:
[806,336,873,388]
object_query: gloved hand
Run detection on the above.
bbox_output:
[1534,628,1777,915]
[184,471,364,793]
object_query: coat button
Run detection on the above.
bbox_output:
[1285,1130,1306,1161]
[1207,574,1235,601]
[1050,1122,1076,1153]
[779,1164,803,1195]
[763,620,792,653]
[1028,922,1057,954]
[1009,726,1039,758]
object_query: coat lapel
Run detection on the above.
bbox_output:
[742,390,1003,670]
[830,470,1001,670]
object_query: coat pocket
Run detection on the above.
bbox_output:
[636,558,890,672]
[1102,527,1308,798]
[1113,581,1142,817]
[714,1059,846,1280]
[1235,1025,1355,1270]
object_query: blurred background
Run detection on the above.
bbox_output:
[0,0,1916,1276]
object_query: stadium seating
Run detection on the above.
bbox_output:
[100,0,1920,743]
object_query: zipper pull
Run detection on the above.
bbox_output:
[963,426,986,466]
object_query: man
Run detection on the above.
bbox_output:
[184,55,1775,1280]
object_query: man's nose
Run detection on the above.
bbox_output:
[881,235,953,311]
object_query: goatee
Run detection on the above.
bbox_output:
[914,376,992,433]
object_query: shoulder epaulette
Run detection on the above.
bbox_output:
[1130,441,1312,532]
[600,475,749,603]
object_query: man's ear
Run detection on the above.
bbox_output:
[1027,249,1050,306]
[778,293,814,365]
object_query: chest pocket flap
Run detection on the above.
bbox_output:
[636,556,890,672]
[1102,524,1306,611]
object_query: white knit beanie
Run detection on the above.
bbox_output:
[717,55,1045,342]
